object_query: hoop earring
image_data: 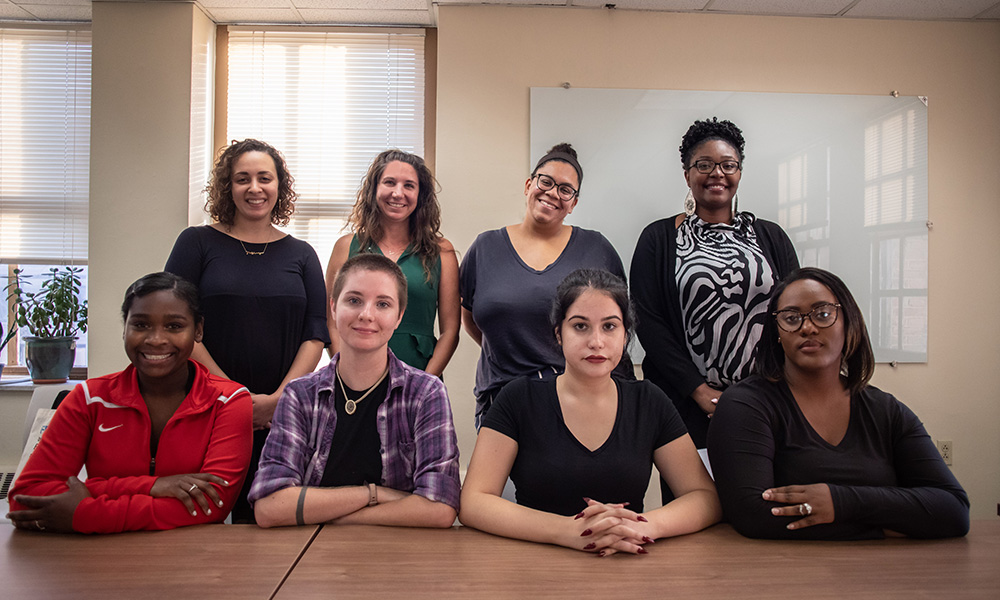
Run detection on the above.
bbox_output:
[684,189,695,216]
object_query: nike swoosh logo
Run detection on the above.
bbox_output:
[98,424,123,432]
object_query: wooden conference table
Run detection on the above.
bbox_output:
[3,521,997,599]
[0,522,319,599]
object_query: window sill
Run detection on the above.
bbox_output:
[0,377,83,393]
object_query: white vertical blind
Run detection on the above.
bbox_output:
[189,33,214,226]
[226,28,425,262]
[0,28,91,265]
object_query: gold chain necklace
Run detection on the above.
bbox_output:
[337,363,390,415]
[239,239,269,256]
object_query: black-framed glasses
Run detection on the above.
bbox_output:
[773,303,841,333]
[688,159,741,175]
[534,174,579,201]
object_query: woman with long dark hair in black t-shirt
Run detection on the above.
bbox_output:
[460,269,720,556]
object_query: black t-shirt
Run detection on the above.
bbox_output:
[482,376,687,516]
[319,375,390,488]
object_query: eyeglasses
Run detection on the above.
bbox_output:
[534,174,579,201]
[688,159,741,175]
[773,303,841,333]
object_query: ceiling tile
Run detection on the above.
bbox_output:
[977,3,1000,18]
[573,0,708,9]
[435,0,566,5]
[13,0,88,6]
[295,8,432,25]
[293,0,428,8]
[204,7,302,22]
[0,2,34,19]
[845,0,999,19]
[709,0,854,16]
[198,0,292,8]
[17,3,89,19]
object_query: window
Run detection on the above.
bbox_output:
[777,144,831,269]
[0,27,91,376]
[864,105,929,362]
[224,28,426,265]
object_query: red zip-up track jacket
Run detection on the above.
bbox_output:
[10,361,252,533]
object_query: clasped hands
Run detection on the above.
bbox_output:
[567,498,655,557]
[762,483,834,530]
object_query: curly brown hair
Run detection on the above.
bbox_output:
[205,139,297,227]
[348,149,442,281]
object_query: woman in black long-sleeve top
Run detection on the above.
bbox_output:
[708,267,968,540]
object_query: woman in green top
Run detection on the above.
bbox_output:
[326,149,460,377]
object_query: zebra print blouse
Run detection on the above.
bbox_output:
[674,212,776,389]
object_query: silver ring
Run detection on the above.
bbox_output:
[802,502,813,516]
[36,520,45,531]
[188,484,198,493]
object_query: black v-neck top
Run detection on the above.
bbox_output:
[483,376,686,516]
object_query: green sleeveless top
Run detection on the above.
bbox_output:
[349,235,440,370]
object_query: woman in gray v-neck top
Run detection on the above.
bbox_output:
[459,143,626,426]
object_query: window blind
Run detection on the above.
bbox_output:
[226,28,425,261]
[0,27,91,265]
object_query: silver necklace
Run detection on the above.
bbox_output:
[379,240,409,259]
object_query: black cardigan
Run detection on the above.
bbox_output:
[630,213,799,448]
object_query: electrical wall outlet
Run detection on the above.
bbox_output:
[937,440,953,466]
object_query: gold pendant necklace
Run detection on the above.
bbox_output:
[337,363,390,415]
[240,239,269,256]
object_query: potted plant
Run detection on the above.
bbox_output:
[4,267,88,383]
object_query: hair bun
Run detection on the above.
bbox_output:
[547,143,578,159]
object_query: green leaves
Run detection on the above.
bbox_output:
[3,266,88,339]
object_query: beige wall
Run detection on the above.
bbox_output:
[9,3,993,513]
[436,6,1000,518]
[89,1,214,376]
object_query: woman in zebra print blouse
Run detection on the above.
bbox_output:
[631,118,799,456]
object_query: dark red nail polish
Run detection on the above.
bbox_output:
[637,547,648,555]
[581,529,592,536]
[583,497,592,503]
[642,536,655,544]
[637,516,648,522]
[574,512,585,520]
[598,550,607,558]
[583,543,596,550]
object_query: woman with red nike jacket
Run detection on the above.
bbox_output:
[6,272,252,534]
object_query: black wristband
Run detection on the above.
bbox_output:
[296,486,308,526]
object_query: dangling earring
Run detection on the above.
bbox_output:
[733,193,739,215]
[684,188,695,216]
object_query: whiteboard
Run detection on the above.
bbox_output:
[531,88,928,363]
